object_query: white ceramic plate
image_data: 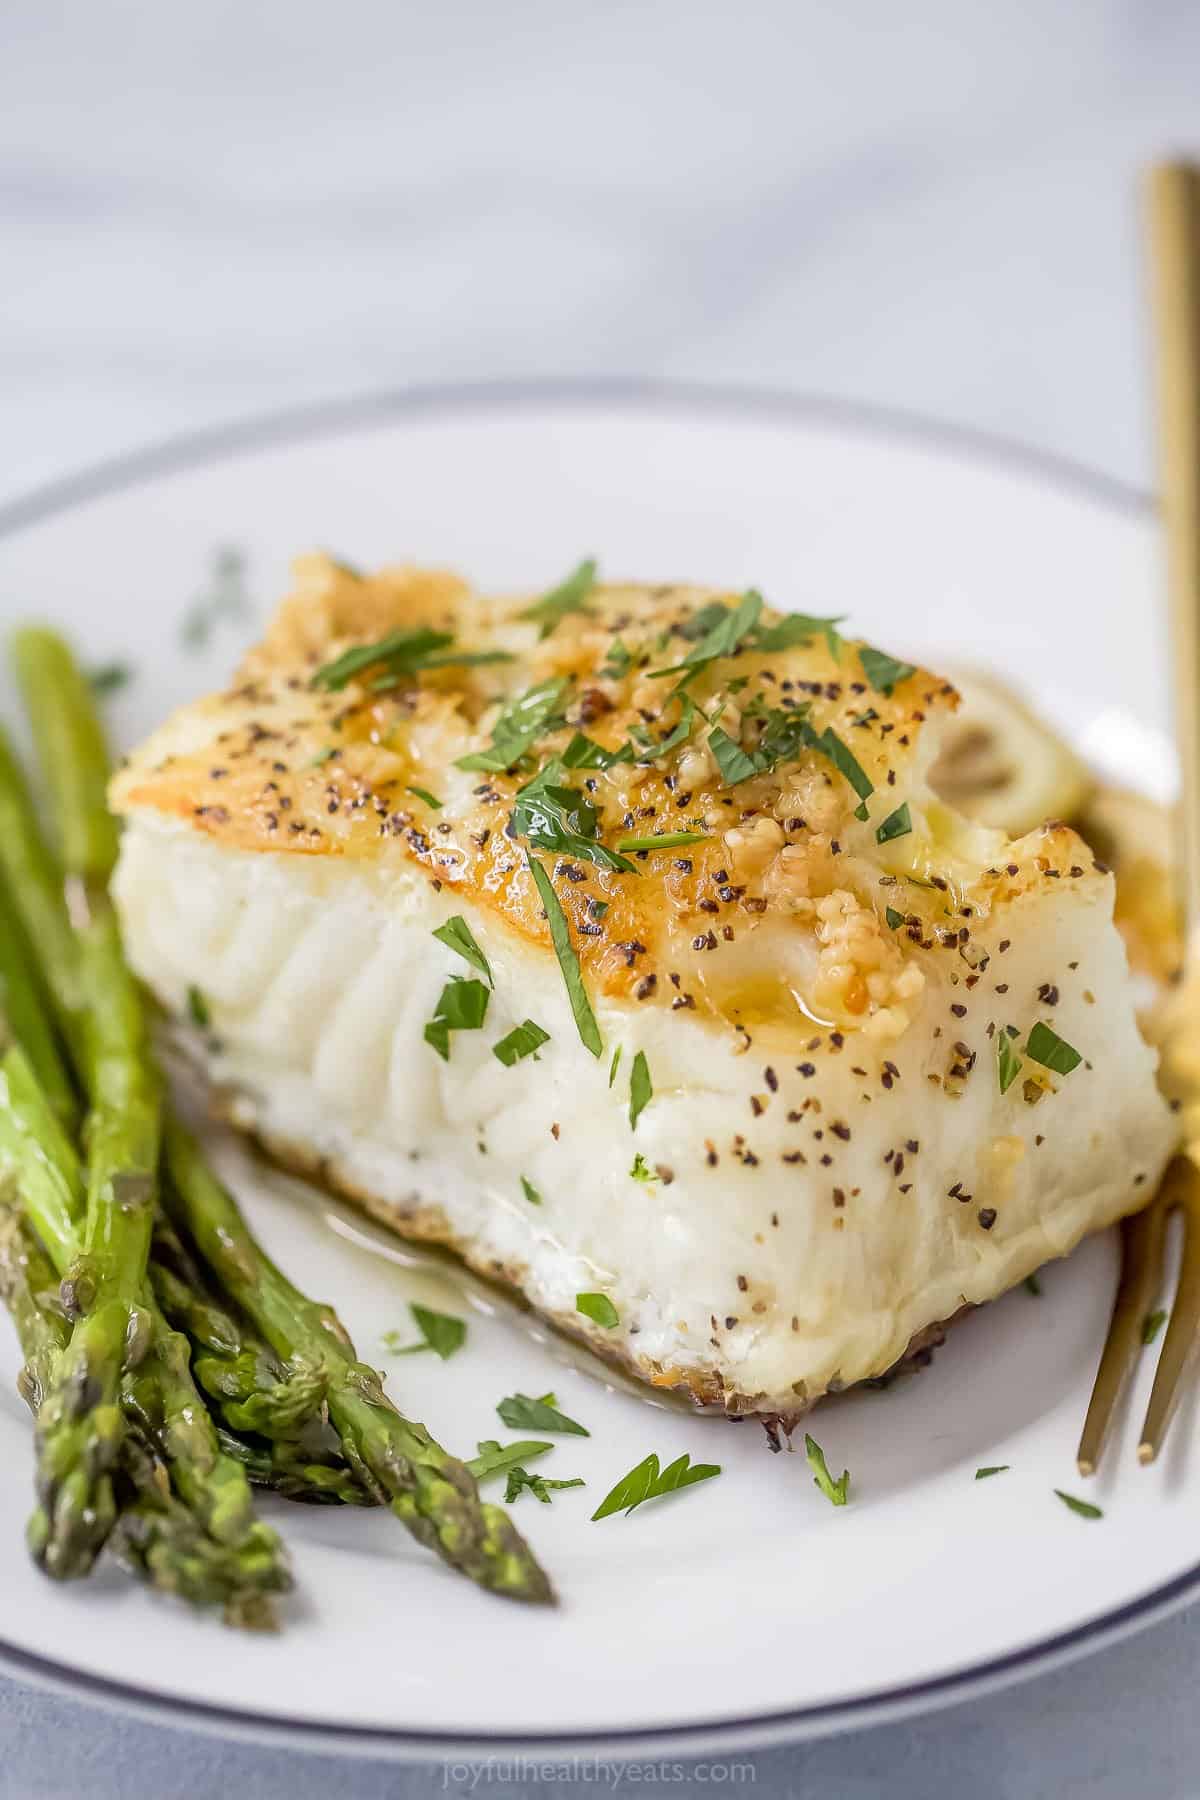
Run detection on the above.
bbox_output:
[0,382,1191,1761]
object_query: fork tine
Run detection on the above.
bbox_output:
[1139,1156,1200,1462]
[1076,1183,1171,1475]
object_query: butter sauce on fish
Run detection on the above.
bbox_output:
[110,556,1176,1423]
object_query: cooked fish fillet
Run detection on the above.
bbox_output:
[110,555,1177,1420]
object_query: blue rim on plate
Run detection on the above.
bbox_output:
[0,377,1183,1762]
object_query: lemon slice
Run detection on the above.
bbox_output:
[930,671,1092,835]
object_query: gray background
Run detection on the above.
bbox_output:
[4,1,1200,1794]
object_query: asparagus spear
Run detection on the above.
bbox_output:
[0,873,76,1131]
[0,1200,281,1617]
[149,1221,328,1441]
[216,1428,375,1507]
[10,629,119,884]
[9,630,161,1578]
[0,1029,291,1598]
[164,1119,553,1603]
[0,1201,70,1414]
[0,724,87,1069]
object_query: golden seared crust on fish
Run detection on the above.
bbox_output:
[111,554,1177,1420]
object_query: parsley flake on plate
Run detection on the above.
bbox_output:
[467,1439,553,1482]
[382,1303,466,1360]
[497,1392,589,1436]
[1055,1489,1103,1520]
[805,1434,850,1506]
[591,1451,721,1521]
[975,1465,1010,1480]
[520,1175,542,1206]
[504,1467,586,1505]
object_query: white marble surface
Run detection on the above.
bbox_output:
[4,1,1200,1793]
[4,0,1200,505]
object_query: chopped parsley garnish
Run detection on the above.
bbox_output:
[511,761,637,874]
[561,731,630,770]
[1142,1308,1168,1345]
[423,976,490,1060]
[407,784,442,809]
[1024,1273,1042,1297]
[859,645,916,695]
[591,1451,721,1521]
[975,1465,1010,1480]
[628,1050,652,1130]
[497,1391,590,1436]
[382,1303,466,1360]
[630,1152,658,1185]
[186,984,211,1029]
[467,1439,553,1482]
[312,624,515,689]
[753,612,844,659]
[456,676,570,773]
[309,746,337,768]
[875,802,912,845]
[576,1292,619,1328]
[504,1466,585,1505]
[997,1031,1022,1095]
[615,829,712,854]
[811,725,874,813]
[651,590,763,682]
[609,1045,623,1088]
[600,637,635,682]
[1025,1022,1082,1077]
[369,648,513,690]
[1055,1489,1102,1520]
[432,916,493,985]
[526,853,603,1056]
[677,601,735,641]
[493,1019,551,1066]
[805,1433,850,1506]
[89,662,133,696]
[626,694,697,762]
[520,1176,542,1206]
[885,906,905,930]
[519,558,598,638]
[708,725,766,786]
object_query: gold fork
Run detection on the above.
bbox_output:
[1077,161,1200,1476]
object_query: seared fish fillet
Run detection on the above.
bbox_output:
[111,556,1176,1420]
